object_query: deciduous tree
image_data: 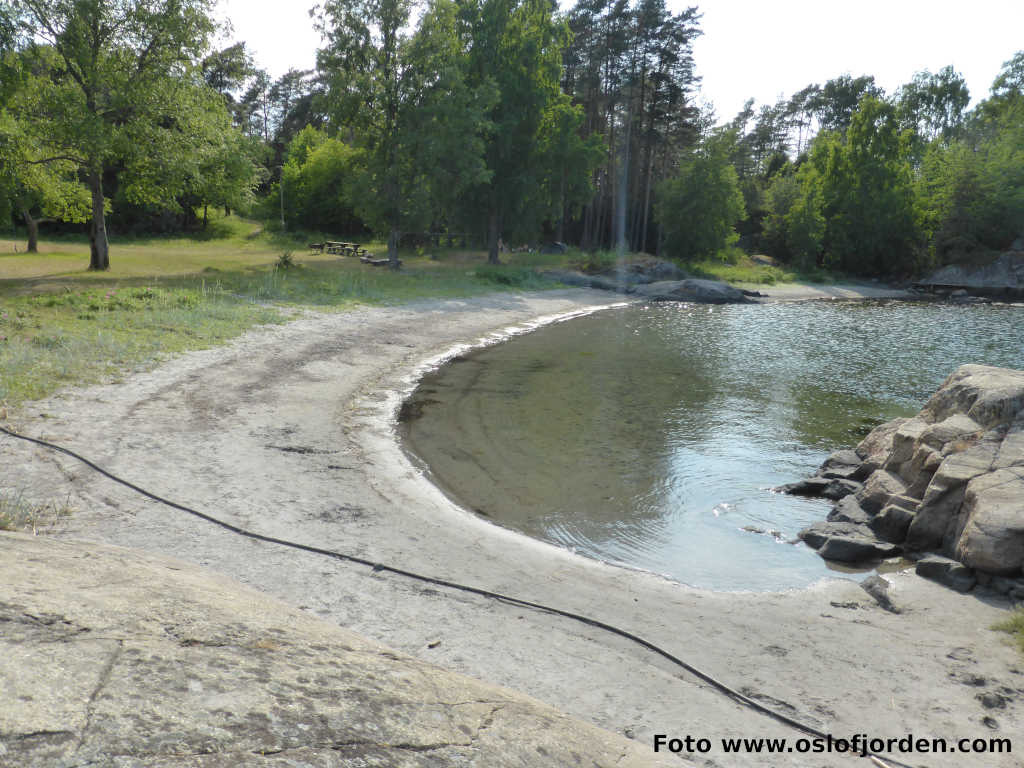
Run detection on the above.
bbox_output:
[316,0,491,266]
[1,0,218,269]
[654,130,744,260]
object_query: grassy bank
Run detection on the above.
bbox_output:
[567,246,833,286]
[0,217,557,408]
[1,217,832,409]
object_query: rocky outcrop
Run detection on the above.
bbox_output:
[543,259,754,304]
[0,533,671,768]
[781,364,1024,597]
[915,251,1024,297]
[632,278,751,303]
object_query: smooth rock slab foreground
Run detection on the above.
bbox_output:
[0,533,670,768]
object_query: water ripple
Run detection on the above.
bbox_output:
[402,301,1024,590]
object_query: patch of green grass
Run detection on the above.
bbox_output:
[0,218,578,407]
[685,250,844,286]
[472,263,553,288]
[0,284,284,405]
[0,490,74,533]
[687,250,794,285]
[994,608,1024,654]
[568,249,619,274]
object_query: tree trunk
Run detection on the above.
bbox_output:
[556,172,566,243]
[581,201,593,251]
[88,169,110,271]
[639,145,655,254]
[387,225,400,270]
[203,205,209,229]
[487,205,500,265]
[20,207,39,253]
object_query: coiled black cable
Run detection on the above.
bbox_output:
[1,424,916,768]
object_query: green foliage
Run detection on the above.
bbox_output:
[917,99,1024,261]
[763,98,920,276]
[534,97,603,236]
[895,65,970,145]
[818,97,920,275]
[5,0,224,269]
[316,0,493,264]
[655,132,745,261]
[568,249,617,274]
[685,254,807,286]
[457,0,577,259]
[993,608,1024,655]
[276,127,363,233]
[783,167,826,270]
[473,263,547,287]
[983,50,1024,119]
[0,59,91,239]
[762,172,797,258]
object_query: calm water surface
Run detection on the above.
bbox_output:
[401,301,1024,590]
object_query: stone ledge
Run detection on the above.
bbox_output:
[0,533,671,768]
[786,364,1024,592]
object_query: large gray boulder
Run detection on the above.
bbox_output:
[542,267,750,304]
[916,554,978,593]
[632,278,750,304]
[855,470,908,515]
[917,251,1024,296]
[787,365,1024,580]
[956,467,1024,575]
[603,258,688,284]
[855,417,909,474]
[797,521,900,562]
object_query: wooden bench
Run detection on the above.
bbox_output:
[361,255,399,267]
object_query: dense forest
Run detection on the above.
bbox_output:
[1,0,1022,276]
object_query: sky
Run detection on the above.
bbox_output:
[216,0,1024,124]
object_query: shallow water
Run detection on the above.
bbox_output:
[401,300,1024,590]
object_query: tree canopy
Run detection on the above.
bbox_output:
[1,0,1020,282]
[0,0,255,268]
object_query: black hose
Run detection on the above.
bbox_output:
[1,424,917,768]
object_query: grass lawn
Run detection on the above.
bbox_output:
[0,216,562,408]
[0,215,825,409]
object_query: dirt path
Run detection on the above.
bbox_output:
[3,288,1021,767]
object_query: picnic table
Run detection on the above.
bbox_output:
[310,241,368,258]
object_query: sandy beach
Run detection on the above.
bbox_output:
[3,286,1020,767]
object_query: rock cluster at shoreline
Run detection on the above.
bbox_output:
[543,259,756,303]
[781,364,1024,600]
[915,250,1024,298]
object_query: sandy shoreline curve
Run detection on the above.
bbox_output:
[3,286,1020,767]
